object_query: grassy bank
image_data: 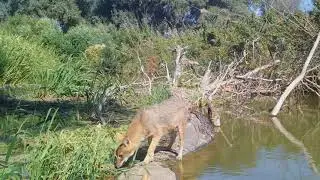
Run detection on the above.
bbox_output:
[0,113,127,179]
[0,84,172,179]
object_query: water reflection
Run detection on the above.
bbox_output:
[170,106,320,180]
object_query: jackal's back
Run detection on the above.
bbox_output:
[140,96,190,131]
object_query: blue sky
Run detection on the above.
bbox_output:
[298,0,315,12]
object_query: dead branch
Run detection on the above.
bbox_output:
[173,45,188,87]
[302,80,320,97]
[271,32,320,116]
[201,51,251,100]
[235,76,282,82]
[304,78,320,90]
[236,60,280,79]
[164,61,172,83]
[307,64,320,73]
[137,52,153,95]
[200,51,282,100]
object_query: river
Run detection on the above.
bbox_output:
[170,99,320,180]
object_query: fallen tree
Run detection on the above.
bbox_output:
[271,32,320,116]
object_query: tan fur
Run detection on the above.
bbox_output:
[114,96,191,168]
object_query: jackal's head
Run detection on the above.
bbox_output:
[114,138,135,168]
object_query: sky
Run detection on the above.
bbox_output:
[298,0,315,12]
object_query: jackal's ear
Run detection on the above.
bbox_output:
[122,138,131,147]
[115,132,126,142]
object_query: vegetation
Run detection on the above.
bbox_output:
[0,0,320,179]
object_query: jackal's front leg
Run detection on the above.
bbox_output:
[177,123,185,160]
[143,135,161,164]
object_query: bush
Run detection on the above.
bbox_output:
[42,23,112,56]
[0,15,59,39]
[137,85,171,106]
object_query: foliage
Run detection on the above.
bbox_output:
[4,0,81,27]
[41,24,112,56]
[137,85,171,107]
[0,15,58,38]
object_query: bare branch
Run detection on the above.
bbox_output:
[237,60,280,79]
[271,32,320,116]
[302,81,320,97]
[307,64,320,73]
[235,76,282,82]
[164,61,172,83]
[173,45,188,87]
[137,51,153,95]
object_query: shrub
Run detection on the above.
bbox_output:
[41,24,112,56]
[0,15,59,39]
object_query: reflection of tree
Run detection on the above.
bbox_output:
[171,109,320,179]
[271,117,319,175]
[171,118,292,179]
[276,106,320,170]
[210,117,295,172]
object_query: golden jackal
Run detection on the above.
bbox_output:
[115,96,191,168]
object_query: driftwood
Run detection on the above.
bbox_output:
[199,52,281,121]
[271,32,320,116]
[200,53,281,101]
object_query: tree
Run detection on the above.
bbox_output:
[0,2,9,21]
[26,0,81,27]
[1,0,82,28]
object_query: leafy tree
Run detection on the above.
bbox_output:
[1,0,81,28]
[26,0,81,27]
[0,2,9,21]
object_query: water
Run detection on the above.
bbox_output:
[171,102,320,180]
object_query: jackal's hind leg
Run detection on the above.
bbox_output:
[147,137,152,145]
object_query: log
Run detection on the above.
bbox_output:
[271,32,320,116]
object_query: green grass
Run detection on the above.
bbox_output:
[0,30,95,98]
[26,125,123,179]
[0,31,60,86]
[0,107,128,179]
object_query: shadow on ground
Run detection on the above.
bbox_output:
[0,94,134,143]
[0,94,133,121]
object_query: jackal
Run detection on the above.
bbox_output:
[114,96,191,168]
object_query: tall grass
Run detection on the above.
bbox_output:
[0,30,95,97]
[0,107,127,179]
[0,31,60,86]
[26,125,122,179]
